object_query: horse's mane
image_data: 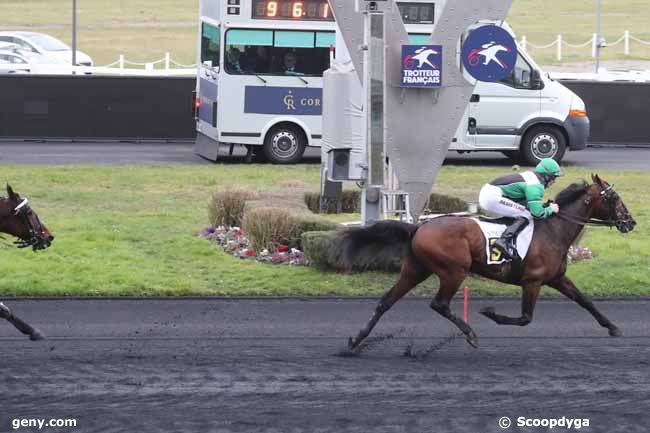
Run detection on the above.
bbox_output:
[554,180,589,206]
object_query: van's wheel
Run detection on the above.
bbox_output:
[264,125,306,164]
[520,125,566,166]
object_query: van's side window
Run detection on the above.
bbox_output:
[500,53,534,89]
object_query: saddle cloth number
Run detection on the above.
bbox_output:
[488,238,504,262]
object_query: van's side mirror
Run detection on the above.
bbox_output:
[531,69,543,90]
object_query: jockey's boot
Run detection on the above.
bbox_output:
[494,217,529,260]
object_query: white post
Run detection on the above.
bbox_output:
[556,34,562,62]
[165,52,171,71]
[592,33,598,58]
[521,35,527,52]
[119,54,124,74]
[624,30,630,56]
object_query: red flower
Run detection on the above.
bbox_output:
[278,245,289,252]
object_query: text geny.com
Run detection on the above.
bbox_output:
[12,418,77,430]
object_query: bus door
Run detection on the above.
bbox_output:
[197,20,221,142]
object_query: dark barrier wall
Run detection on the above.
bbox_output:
[560,80,650,145]
[0,75,195,139]
[0,75,648,144]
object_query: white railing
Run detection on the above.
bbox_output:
[100,53,197,72]
[520,31,650,61]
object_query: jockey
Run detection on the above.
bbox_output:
[478,158,563,260]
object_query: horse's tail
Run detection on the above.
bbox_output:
[340,220,419,270]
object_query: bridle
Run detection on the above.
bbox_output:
[0,197,46,249]
[555,184,631,229]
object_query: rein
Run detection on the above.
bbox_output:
[554,184,632,229]
[554,211,617,228]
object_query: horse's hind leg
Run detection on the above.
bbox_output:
[430,273,479,348]
[0,302,45,341]
[480,285,541,326]
[348,257,430,351]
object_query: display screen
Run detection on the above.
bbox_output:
[397,2,435,24]
[252,0,334,21]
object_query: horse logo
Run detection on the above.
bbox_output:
[467,42,511,69]
[401,44,442,88]
[461,25,517,82]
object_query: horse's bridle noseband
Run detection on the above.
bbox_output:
[557,184,632,229]
[5,198,46,249]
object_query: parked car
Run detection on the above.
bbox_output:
[0,31,93,66]
[0,44,70,74]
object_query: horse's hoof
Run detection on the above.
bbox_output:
[30,329,46,341]
[479,306,495,317]
[466,331,479,349]
[609,327,623,337]
[0,302,10,318]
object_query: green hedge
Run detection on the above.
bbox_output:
[301,230,402,271]
[304,190,468,214]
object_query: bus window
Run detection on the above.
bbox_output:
[201,22,220,68]
[225,29,333,77]
[409,34,431,45]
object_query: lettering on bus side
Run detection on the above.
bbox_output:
[244,86,323,115]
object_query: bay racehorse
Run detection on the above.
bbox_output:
[342,175,635,350]
[0,185,54,340]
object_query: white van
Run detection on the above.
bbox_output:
[450,22,590,165]
[194,2,588,165]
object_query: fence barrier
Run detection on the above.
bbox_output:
[0,75,648,145]
[0,75,195,139]
[520,31,650,62]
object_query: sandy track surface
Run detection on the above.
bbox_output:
[1,298,648,432]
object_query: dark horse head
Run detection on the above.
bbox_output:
[584,174,636,233]
[0,184,54,251]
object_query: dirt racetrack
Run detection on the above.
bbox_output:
[1,298,649,433]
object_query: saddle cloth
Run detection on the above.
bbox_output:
[471,218,534,265]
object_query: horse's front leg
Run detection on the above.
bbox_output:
[549,276,621,337]
[0,302,45,341]
[480,285,541,326]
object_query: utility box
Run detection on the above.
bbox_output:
[327,148,353,181]
[322,62,365,181]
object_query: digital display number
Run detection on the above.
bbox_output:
[397,2,435,24]
[252,1,333,21]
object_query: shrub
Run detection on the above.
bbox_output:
[301,230,401,271]
[242,207,298,252]
[305,190,467,215]
[304,190,361,214]
[294,214,340,236]
[425,193,468,214]
[300,231,342,269]
[242,206,340,252]
[208,187,259,227]
[303,191,321,213]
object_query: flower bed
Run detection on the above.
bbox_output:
[199,226,310,266]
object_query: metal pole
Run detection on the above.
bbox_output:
[361,2,384,225]
[595,0,601,73]
[72,0,77,66]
